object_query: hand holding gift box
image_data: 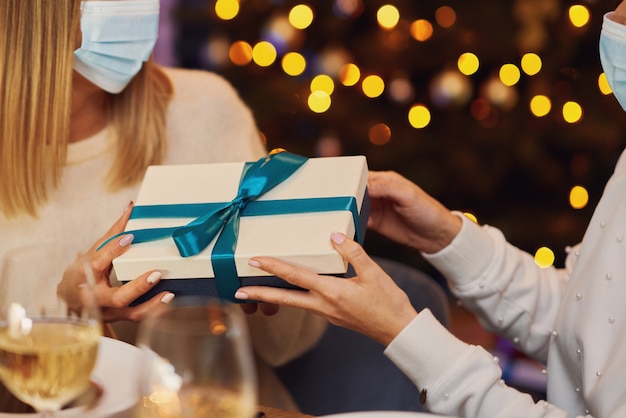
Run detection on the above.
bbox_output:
[107,151,369,302]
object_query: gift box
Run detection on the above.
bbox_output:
[110,152,369,303]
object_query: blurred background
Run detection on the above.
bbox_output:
[152,0,626,398]
[153,0,626,276]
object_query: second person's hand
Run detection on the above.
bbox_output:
[234,231,418,346]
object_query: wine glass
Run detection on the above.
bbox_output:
[133,297,258,418]
[0,245,102,416]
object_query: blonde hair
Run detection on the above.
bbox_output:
[0,0,173,218]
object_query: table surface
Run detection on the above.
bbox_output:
[258,405,316,418]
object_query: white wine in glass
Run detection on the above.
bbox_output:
[0,247,102,416]
[134,298,257,418]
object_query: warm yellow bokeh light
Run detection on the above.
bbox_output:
[463,212,478,223]
[339,63,361,86]
[377,4,400,29]
[521,53,542,76]
[368,123,392,145]
[215,0,239,20]
[410,19,433,41]
[308,90,331,113]
[289,4,314,29]
[569,4,590,28]
[534,247,555,268]
[457,52,479,76]
[229,41,253,66]
[529,95,551,117]
[310,74,334,95]
[435,6,456,28]
[569,185,589,209]
[408,104,431,129]
[598,73,612,95]
[282,52,306,76]
[499,63,521,86]
[362,75,385,98]
[562,101,583,123]
[252,41,277,67]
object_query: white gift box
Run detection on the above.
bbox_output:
[111,154,369,302]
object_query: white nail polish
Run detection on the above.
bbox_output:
[160,293,175,304]
[147,271,162,284]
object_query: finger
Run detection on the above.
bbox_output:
[328,231,382,281]
[246,257,327,292]
[90,233,135,275]
[101,291,174,322]
[239,303,258,314]
[96,270,164,309]
[235,285,317,312]
[259,302,280,316]
[89,201,135,254]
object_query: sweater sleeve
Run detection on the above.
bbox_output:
[385,309,573,418]
[422,212,570,362]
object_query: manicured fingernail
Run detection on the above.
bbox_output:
[234,291,249,300]
[124,201,133,213]
[118,234,134,247]
[147,271,162,284]
[330,231,345,244]
[248,259,260,268]
[160,293,175,304]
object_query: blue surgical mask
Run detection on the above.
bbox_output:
[73,0,160,94]
[600,12,626,111]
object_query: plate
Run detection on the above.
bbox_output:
[0,337,141,418]
[320,412,445,418]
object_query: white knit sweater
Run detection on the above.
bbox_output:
[0,67,326,409]
[385,144,626,417]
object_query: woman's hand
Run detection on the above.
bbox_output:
[367,171,462,254]
[234,232,418,346]
[57,202,174,323]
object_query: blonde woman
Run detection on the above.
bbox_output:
[0,0,326,410]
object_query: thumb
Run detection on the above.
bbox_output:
[329,232,380,280]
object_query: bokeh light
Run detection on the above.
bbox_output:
[521,53,542,76]
[361,75,385,98]
[569,185,589,209]
[214,0,239,20]
[463,212,478,223]
[410,19,434,41]
[569,4,590,28]
[308,90,331,113]
[435,6,456,28]
[289,4,315,30]
[282,52,307,76]
[530,95,551,117]
[252,41,277,67]
[311,74,335,95]
[377,4,400,30]
[534,247,555,268]
[430,70,473,107]
[339,63,361,86]
[499,63,521,86]
[598,73,612,95]
[368,123,392,145]
[229,41,253,66]
[562,101,583,123]
[457,52,479,76]
[408,104,431,129]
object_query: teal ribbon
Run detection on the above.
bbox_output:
[100,152,363,301]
